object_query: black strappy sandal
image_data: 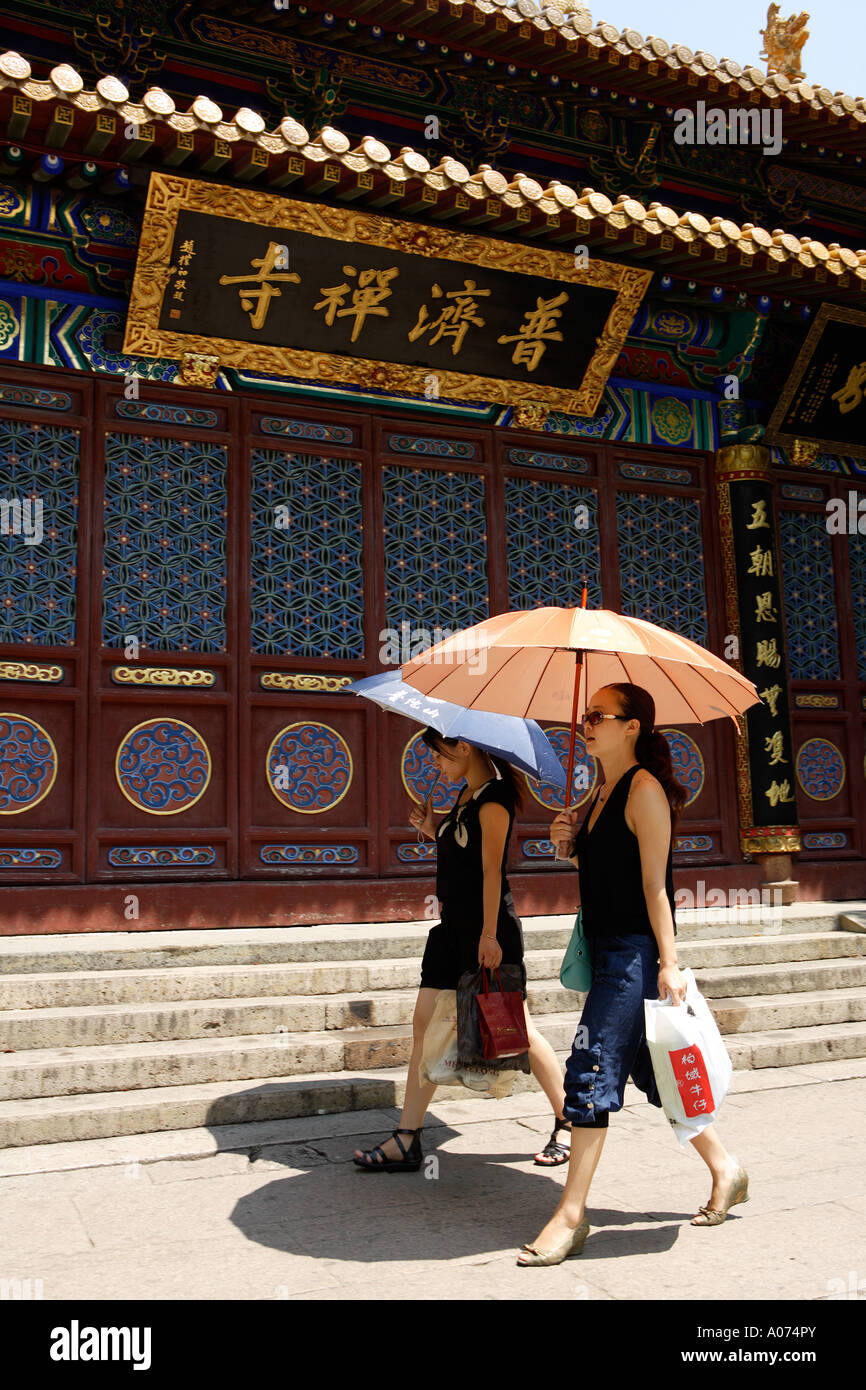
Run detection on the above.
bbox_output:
[353,1126,423,1173]
[533,1118,571,1166]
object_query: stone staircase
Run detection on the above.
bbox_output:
[1,905,865,1149]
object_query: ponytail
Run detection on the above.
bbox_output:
[608,684,688,828]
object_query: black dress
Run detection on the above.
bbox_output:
[573,764,677,938]
[418,774,527,996]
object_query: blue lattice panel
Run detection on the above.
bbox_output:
[848,517,866,681]
[504,476,603,609]
[0,416,80,648]
[382,464,489,636]
[102,432,228,653]
[615,491,708,645]
[778,511,841,681]
[250,449,365,659]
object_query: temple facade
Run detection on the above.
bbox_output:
[0,1,864,934]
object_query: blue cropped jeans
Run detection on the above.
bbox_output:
[562,933,664,1128]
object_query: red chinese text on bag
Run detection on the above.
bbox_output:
[475,968,530,1061]
[668,1044,715,1118]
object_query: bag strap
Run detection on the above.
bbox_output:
[478,967,506,995]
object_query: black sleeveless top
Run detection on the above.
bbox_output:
[434,776,516,928]
[573,764,677,939]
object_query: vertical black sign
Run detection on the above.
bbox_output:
[728,478,798,830]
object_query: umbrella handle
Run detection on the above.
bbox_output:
[418,770,442,842]
[563,650,584,813]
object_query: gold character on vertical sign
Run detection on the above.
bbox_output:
[830,362,866,415]
[764,730,787,765]
[497,292,569,372]
[747,544,774,577]
[745,499,770,529]
[755,638,781,668]
[408,281,491,356]
[764,779,795,806]
[314,266,399,343]
[218,242,301,331]
[754,592,778,624]
[759,683,782,717]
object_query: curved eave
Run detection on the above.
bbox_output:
[214,0,866,151]
[1,52,864,301]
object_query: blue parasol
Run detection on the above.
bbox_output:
[346,669,566,790]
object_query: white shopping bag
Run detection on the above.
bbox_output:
[419,990,518,1097]
[644,967,733,1147]
[418,990,464,1086]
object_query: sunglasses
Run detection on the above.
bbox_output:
[581,711,630,728]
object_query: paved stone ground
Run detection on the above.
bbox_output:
[1,1058,864,1303]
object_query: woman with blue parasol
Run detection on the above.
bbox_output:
[346,672,575,1172]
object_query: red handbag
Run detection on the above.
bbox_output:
[475,968,530,1060]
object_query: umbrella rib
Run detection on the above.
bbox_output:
[525,646,562,719]
[617,652,705,726]
[663,657,754,722]
[456,642,554,718]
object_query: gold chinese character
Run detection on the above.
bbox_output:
[830,361,866,415]
[218,242,301,331]
[764,731,787,765]
[745,500,770,529]
[756,638,781,668]
[764,779,795,807]
[497,291,569,372]
[760,683,782,717]
[314,266,398,343]
[755,591,778,624]
[747,544,774,578]
[408,281,491,356]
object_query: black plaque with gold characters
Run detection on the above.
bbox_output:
[767,304,866,461]
[124,173,651,413]
[716,446,801,856]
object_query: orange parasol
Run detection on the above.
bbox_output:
[400,591,761,811]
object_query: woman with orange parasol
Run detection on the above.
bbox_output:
[399,600,757,1262]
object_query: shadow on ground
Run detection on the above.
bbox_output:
[204,1085,721,1265]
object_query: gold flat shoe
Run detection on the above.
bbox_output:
[691,1163,749,1226]
[517,1217,590,1266]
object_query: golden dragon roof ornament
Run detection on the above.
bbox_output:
[760,4,810,80]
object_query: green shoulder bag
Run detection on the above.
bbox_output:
[559,905,592,993]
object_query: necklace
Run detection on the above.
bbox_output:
[597,763,638,804]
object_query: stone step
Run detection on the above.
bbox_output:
[7,977,866,1104]
[679,932,866,969]
[1,932,863,1010]
[708,987,866,1033]
[0,981,584,1052]
[693,957,866,998]
[4,959,866,1052]
[725,1020,866,1069]
[3,1019,866,1147]
[1,905,860,975]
